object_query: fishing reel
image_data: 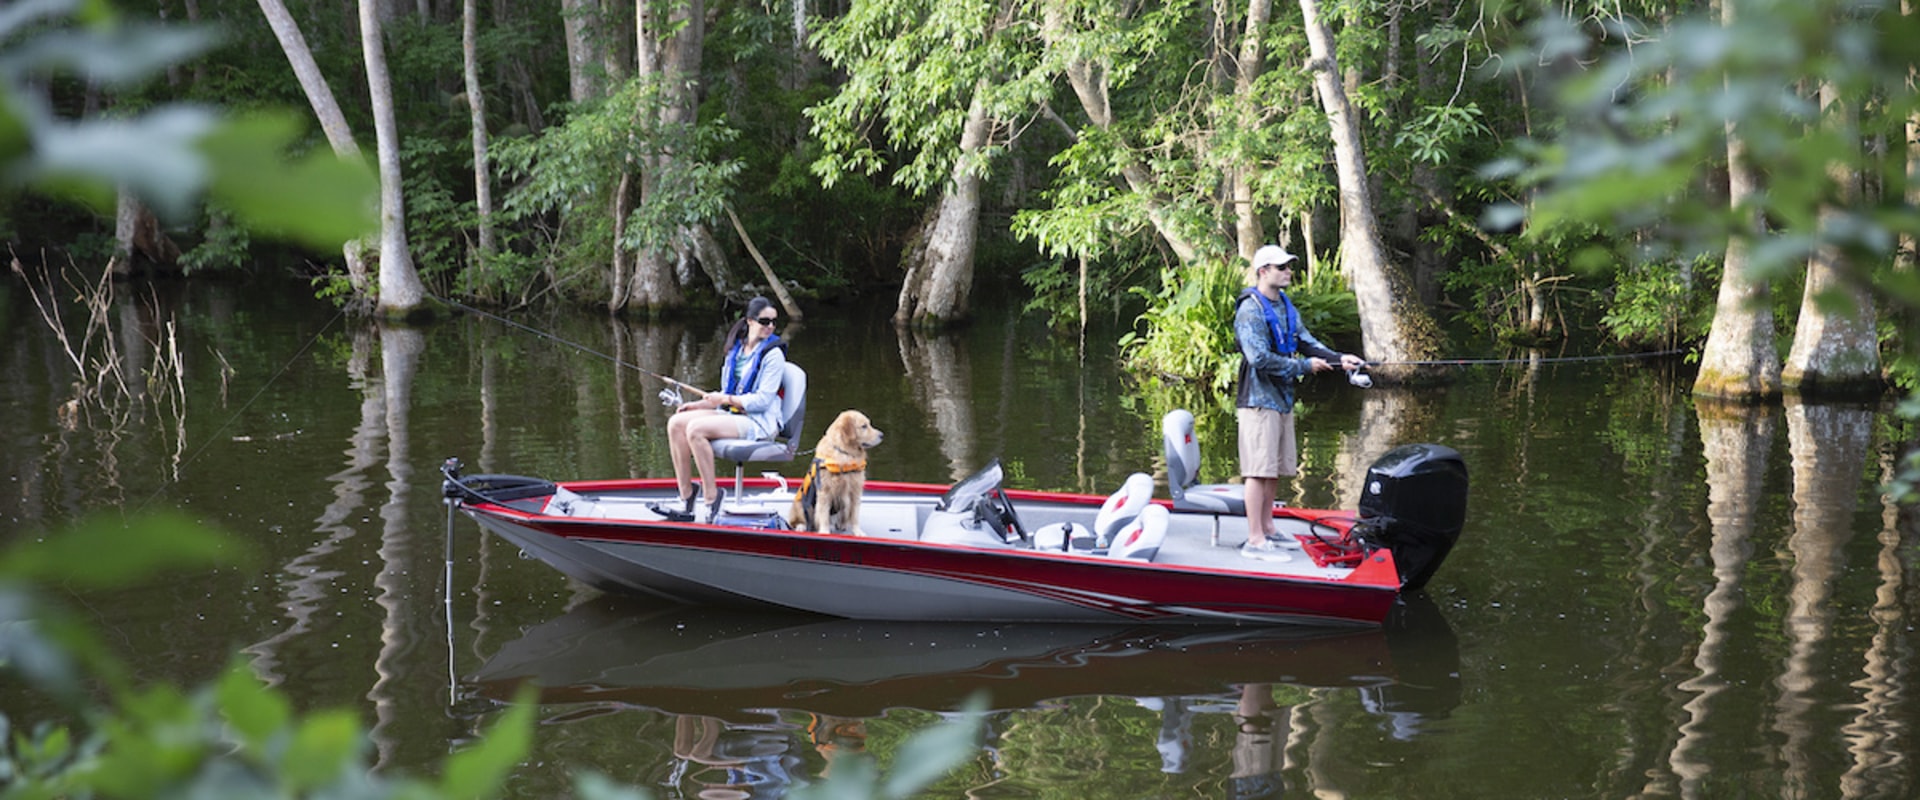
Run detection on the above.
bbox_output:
[1346,365,1373,389]
[658,386,684,407]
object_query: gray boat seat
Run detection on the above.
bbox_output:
[712,362,808,501]
[1162,408,1249,545]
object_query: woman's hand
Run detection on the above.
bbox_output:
[698,390,741,411]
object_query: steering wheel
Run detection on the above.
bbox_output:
[989,489,1030,544]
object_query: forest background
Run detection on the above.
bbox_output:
[6,1,1920,796]
[3,0,1916,397]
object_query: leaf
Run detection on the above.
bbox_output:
[283,710,365,789]
[199,112,379,250]
[879,694,987,799]
[2,24,218,87]
[22,106,219,219]
[438,686,536,799]
[216,661,291,751]
[572,771,652,800]
[0,512,245,588]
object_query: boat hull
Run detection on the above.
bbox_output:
[461,481,1402,626]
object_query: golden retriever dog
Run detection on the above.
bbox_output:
[789,410,884,535]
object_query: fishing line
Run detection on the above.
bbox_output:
[1367,347,1689,368]
[131,305,345,516]
[438,295,710,403]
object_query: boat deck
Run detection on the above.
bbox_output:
[541,481,1364,581]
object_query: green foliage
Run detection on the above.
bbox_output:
[1495,0,1920,299]
[400,137,467,284]
[1122,259,1245,392]
[1397,103,1492,166]
[1016,238,1158,328]
[1498,0,1920,495]
[0,0,376,252]
[1600,255,1714,350]
[179,204,252,274]
[807,0,1042,195]
[493,78,741,301]
[2,513,994,800]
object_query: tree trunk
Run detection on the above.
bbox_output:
[111,186,138,278]
[609,170,635,311]
[462,0,496,272]
[360,0,427,314]
[1782,81,1879,396]
[1906,0,1919,275]
[1229,0,1273,259]
[495,0,545,133]
[1299,0,1440,376]
[1694,0,1781,400]
[257,0,372,302]
[625,0,708,312]
[560,0,604,103]
[894,89,989,328]
[601,0,632,85]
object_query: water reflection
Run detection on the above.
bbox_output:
[896,326,977,482]
[371,325,427,768]
[463,597,1459,797]
[1778,400,1875,796]
[1662,399,1776,797]
[1331,387,1440,510]
[243,325,382,686]
[1842,444,1912,796]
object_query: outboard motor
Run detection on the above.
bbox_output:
[1354,444,1468,591]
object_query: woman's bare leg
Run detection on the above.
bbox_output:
[683,415,739,504]
[666,410,698,500]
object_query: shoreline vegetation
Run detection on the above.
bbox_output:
[0,1,1909,400]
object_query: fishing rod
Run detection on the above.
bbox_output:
[439,296,712,406]
[1363,348,1689,368]
[1335,348,1688,389]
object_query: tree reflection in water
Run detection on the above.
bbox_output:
[7,282,1920,798]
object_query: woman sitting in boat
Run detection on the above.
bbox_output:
[654,296,788,522]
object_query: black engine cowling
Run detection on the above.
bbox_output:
[1354,444,1468,591]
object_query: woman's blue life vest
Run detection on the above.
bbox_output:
[722,334,786,397]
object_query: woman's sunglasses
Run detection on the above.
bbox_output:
[755,316,778,327]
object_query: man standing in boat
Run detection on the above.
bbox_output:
[1233,245,1364,560]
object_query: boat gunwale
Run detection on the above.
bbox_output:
[456,477,1400,592]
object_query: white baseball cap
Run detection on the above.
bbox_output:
[1251,245,1297,269]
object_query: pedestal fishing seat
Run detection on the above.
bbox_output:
[712,362,808,505]
[1162,408,1250,545]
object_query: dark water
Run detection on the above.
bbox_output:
[3,274,1915,798]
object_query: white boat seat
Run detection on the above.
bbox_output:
[1032,472,1158,558]
[712,362,808,502]
[1162,409,1250,545]
[1108,503,1169,561]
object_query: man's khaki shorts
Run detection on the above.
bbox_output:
[1236,407,1297,479]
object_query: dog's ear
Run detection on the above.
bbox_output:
[830,412,855,447]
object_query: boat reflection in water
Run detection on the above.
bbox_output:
[465,596,1460,797]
